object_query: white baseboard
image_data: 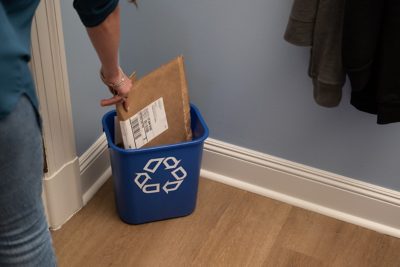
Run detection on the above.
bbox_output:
[80,135,400,238]
[43,157,82,230]
[201,139,400,238]
[79,133,112,206]
[48,135,110,230]
[82,167,112,206]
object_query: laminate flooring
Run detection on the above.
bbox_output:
[51,178,400,267]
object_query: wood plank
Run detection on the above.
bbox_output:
[52,178,400,267]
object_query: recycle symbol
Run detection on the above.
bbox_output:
[134,157,187,194]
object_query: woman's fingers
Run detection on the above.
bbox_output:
[100,95,130,112]
[100,95,124,107]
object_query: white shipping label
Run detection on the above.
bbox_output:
[120,98,168,149]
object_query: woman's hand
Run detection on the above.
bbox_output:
[100,67,132,111]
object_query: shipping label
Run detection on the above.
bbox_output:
[120,98,168,149]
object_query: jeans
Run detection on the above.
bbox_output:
[0,95,57,266]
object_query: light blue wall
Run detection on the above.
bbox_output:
[119,0,400,190]
[61,0,400,190]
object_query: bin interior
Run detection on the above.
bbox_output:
[103,104,208,151]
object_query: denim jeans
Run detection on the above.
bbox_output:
[0,95,57,266]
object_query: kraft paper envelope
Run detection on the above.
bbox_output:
[116,56,192,149]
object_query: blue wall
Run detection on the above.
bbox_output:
[61,0,400,190]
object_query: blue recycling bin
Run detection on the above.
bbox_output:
[102,104,209,224]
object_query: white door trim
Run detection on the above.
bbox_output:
[31,0,83,230]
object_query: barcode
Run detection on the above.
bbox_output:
[141,108,152,134]
[130,117,141,141]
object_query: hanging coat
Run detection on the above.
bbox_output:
[342,0,400,124]
[284,0,346,107]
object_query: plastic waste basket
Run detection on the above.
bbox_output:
[102,104,209,224]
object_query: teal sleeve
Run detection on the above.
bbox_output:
[73,0,119,27]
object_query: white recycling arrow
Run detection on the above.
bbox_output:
[144,158,164,173]
[163,157,181,170]
[162,180,183,194]
[171,166,187,180]
[143,183,160,194]
[134,173,151,189]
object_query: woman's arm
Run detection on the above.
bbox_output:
[74,1,132,109]
[87,5,132,109]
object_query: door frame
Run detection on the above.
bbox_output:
[30,0,83,230]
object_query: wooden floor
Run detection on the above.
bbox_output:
[52,178,400,267]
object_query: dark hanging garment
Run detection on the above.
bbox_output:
[284,0,346,107]
[343,0,400,124]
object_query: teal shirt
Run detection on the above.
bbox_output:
[0,0,40,119]
[0,0,118,119]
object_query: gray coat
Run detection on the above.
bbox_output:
[284,0,346,107]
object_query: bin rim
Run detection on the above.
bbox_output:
[102,103,209,155]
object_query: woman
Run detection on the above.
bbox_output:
[0,0,133,265]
